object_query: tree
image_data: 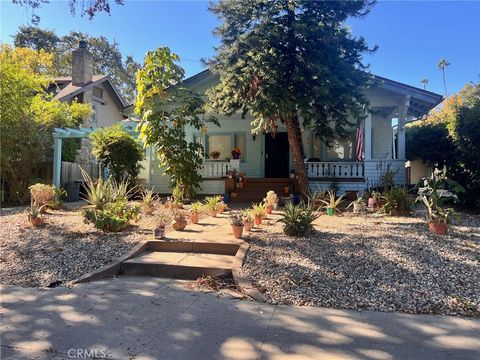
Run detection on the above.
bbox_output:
[0,45,91,203]
[14,26,140,102]
[438,58,450,97]
[90,124,144,182]
[135,47,219,198]
[12,0,123,24]
[421,78,429,90]
[206,0,375,195]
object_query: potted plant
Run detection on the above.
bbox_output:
[368,191,381,209]
[230,212,244,239]
[153,213,170,239]
[251,202,266,225]
[231,147,241,160]
[141,187,157,215]
[28,204,46,227]
[348,195,365,214]
[210,151,220,160]
[320,190,344,216]
[171,208,188,231]
[243,210,254,232]
[263,190,278,214]
[204,195,222,217]
[190,202,203,224]
[218,201,228,214]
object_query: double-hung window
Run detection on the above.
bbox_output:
[195,133,246,160]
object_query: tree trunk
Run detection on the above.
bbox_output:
[284,115,309,196]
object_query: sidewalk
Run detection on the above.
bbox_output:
[1,277,478,360]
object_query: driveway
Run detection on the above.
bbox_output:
[1,276,479,360]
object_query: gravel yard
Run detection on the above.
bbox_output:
[0,204,173,287]
[243,212,480,317]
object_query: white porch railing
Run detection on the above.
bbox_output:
[201,159,240,178]
[305,161,364,179]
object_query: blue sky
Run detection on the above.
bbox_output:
[1,0,479,96]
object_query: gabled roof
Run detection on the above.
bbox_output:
[49,75,128,108]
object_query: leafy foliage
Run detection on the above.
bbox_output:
[0,44,91,204]
[29,183,55,207]
[203,195,222,212]
[380,188,413,216]
[319,190,345,214]
[135,47,219,198]
[207,0,376,194]
[229,212,244,226]
[90,124,144,182]
[83,199,140,232]
[14,26,140,102]
[278,201,319,237]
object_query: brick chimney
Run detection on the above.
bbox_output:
[72,40,93,86]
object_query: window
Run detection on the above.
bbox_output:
[93,87,104,99]
[201,133,246,160]
[312,133,355,161]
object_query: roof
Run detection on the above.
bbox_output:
[49,75,128,108]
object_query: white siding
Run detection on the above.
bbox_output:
[372,115,393,159]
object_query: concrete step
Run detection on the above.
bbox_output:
[120,251,237,280]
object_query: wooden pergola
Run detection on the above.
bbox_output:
[52,122,137,188]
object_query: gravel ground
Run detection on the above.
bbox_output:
[0,204,180,287]
[243,212,480,317]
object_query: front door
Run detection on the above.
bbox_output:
[264,132,289,178]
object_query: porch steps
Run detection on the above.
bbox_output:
[236,178,291,202]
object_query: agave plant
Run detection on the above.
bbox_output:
[80,167,112,210]
[203,195,222,212]
[278,201,319,237]
[141,187,157,207]
[319,190,344,215]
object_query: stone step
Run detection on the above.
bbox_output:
[120,251,238,280]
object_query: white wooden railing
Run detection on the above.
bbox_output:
[305,161,364,179]
[201,159,241,178]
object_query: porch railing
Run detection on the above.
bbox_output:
[201,159,240,178]
[305,161,364,179]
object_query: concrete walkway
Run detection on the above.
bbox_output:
[1,277,479,360]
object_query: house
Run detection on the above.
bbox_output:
[131,70,442,199]
[48,41,129,164]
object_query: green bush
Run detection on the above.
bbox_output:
[380,188,413,216]
[83,199,140,232]
[278,202,319,237]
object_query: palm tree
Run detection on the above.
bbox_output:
[421,78,429,90]
[438,59,450,97]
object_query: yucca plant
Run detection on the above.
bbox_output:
[80,167,112,210]
[278,201,319,237]
[319,190,344,215]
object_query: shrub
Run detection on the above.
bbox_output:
[380,188,413,216]
[203,195,222,212]
[50,187,67,210]
[83,199,140,232]
[29,183,54,207]
[278,202,319,237]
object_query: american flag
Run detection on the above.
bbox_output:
[355,118,364,162]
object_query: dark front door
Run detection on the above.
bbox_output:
[264,132,289,178]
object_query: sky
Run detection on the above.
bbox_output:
[1,0,479,96]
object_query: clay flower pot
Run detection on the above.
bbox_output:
[172,217,187,231]
[429,222,448,235]
[153,226,166,239]
[244,222,253,232]
[218,207,225,214]
[210,211,218,218]
[266,205,273,214]
[190,212,199,224]
[231,225,244,239]
[29,217,44,227]
[254,216,262,225]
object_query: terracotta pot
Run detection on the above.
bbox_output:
[368,198,376,208]
[254,216,262,225]
[429,222,448,235]
[231,225,244,239]
[210,211,217,218]
[266,205,273,214]
[284,186,290,194]
[172,217,187,231]
[29,217,44,227]
[244,222,253,232]
[153,226,165,239]
[142,205,154,216]
[190,212,199,224]
[218,207,225,214]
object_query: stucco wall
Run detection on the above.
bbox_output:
[92,83,124,128]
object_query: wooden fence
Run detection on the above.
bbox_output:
[61,161,100,186]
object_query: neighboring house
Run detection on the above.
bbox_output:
[48,41,129,164]
[129,70,442,198]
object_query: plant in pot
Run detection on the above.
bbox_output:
[29,183,55,213]
[210,150,220,160]
[204,195,222,217]
[218,200,228,214]
[28,204,47,227]
[251,202,266,225]
[190,202,203,224]
[230,212,244,238]
[368,191,381,209]
[278,201,320,237]
[153,213,170,239]
[171,208,188,231]
[263,190,278,214]
[243,210,254,232]
[231,147,241,160]
[320,190,344,216]
[170,185,185,209]
[348,194,366,214]
[141,187,157,215]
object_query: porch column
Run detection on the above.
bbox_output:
[397,95,410,160]
[52,136,62,188]
[364,113,372,160]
